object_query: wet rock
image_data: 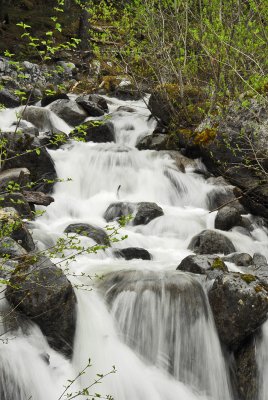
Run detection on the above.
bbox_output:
[207,186,245,213]
[70,121,114,143]
[38,131,68,149]
[0,88,20,108]
[188,230,236,255]
[133,202,164,225]
[0,237,27,258]
[223,253,253,267]
[158,150,201,173]
[177,254,227,275]
[5,256,77,357]
[215,206,242,231]
[64,223,110,246]
[234,336,259,400]
[49,99,87,126]
[116,106,136,113]
[136,133,168,151]
[41,93,69,107]
[2,132,57,193]
[104,201,163,225]
[76,94,108,116]
[22,106,63,132]
[253,253,267,267]
[114,247,152,260]
[208,272,268,349]
[104,202,134,222]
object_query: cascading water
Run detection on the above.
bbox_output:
[1,95,268,399]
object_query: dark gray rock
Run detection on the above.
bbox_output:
[5,256,77,357]
[70,121,114,143]
[103,201,164,225]
[223,253,253,267]
[64,223,110,246]
[114,247,152,260]
[76,94,108,116]
[208,272,268,349]
[41,93,69,107]
[234,336,259,400]
[0,237,27,258]
[133,202,164,225]
[0,88,20,108]
[207,186,245,214]
[136,133,168,151]
[2,132,57,193]
[116,106,136,113]
[188,230,236,255]
[49,99,87,126]
[215,206,242,231]
[22,191,54,207]
[177,254,227,275]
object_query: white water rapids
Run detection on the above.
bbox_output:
[1,96,268,400]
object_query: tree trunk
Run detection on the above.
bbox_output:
[78,7,91,50]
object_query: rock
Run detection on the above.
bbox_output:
[49,99,87,126]
[0,88,20,108]
[177,254,227,275]
[22,106,63,132]
[194,98,268,218]
[103,201,164,225]
[0,167,30,192]
[208,272,268,349]
[41,93,69,107]
[133,202,164,225]
[64,223,110,246]
[0,237,27,258]
[70,121,114,143]
[158,150,200,172]
[223,253,253,267]
[5,256,77,357]
[22,191,54,206]
[207,186,245,213]
[116,106,136,113]
[38,131,68,149]
[188,230,236,255]
[0,193,33,219]
[114,247,152,260]
[136,133,168,151]
[234,336,259,400]
[104,202,134,222]
[76,94,108,116]
[0,207,35,252]
[2,132,57,193]
[0,258,18,280]
[253,253,267,267]
[215,206,242,231]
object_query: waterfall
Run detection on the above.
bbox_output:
[1,95,268,399]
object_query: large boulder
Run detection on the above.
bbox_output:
[215,206,242,231]
[49,99,87,126]
[0,193,33,219]
[177,254,227,275]
[5,256,77,357]
[208,272,268,349]
[114,247,152,260]
[223,253,253,267]
[64,223,110,246]
[188,230,236,255]
[2,132,57,193]
[103,201,164,225]
[41,93,69,107]
[70,120,114,143]
[193,97,268,218]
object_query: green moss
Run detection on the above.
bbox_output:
[211,257,226,271]
[241,274,256,284]
[255,285,263,293]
